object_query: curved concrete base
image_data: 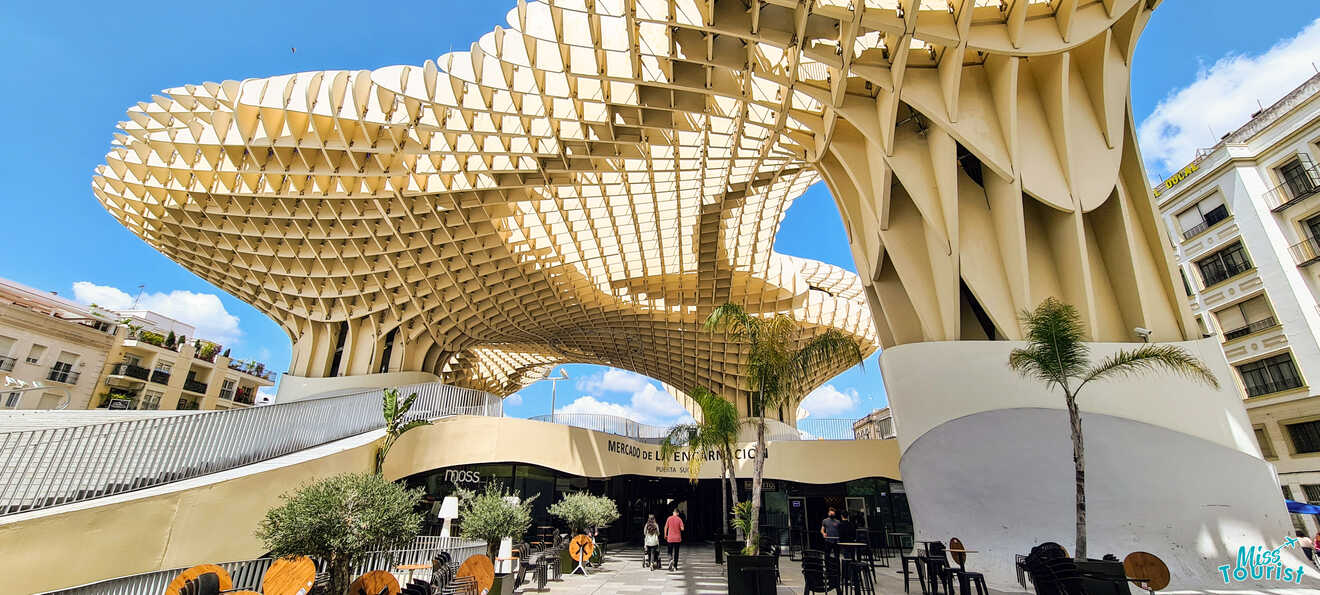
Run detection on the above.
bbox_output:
[275,371,441,402]
[902,408,1301,590]
[881,339,1309,590]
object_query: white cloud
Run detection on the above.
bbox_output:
[1138,18,1320,177]
[796,384,860,420]
[504,392,524,407]
[556,370,693,426]
[72,281,243,345]
[575,369,652,394]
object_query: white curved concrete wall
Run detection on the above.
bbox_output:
[275,371,441,402]
[882,339,1307,590]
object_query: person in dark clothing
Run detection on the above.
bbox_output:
[838,511,857,543]
[820,507,841,558]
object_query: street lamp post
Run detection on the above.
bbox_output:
[535,368,569,419]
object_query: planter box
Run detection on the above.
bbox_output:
[726,554,776,595]
[560,547,576,574]
[490,573,515,595]
[718,540,745,564]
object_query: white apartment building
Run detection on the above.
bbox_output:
[852,407,895,440]
[1154,73,1320,534]
[0,277,275,411]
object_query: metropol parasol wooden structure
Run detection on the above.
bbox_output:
[94,0,1194,414]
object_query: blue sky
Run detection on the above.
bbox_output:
[1,1,1317,418]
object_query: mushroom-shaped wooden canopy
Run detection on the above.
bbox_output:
[93,0,1189,412]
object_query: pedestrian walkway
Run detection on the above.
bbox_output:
[514,544,795,594]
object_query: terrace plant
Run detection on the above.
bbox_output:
[256,472,422,595]
[1008,297,1218,559]
[660,386,741,536]
[138,330,165,347]
[548,492,619,535]
[456,483,537,561]
[705,303,863,555]
[376,388,431,474]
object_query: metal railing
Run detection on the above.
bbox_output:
[37,535,487,595]
[1291,236,1320,266]
[46,367,79,385]
[529,413,673,442]
[0,381,500,516]
[1265,163,1320,211]
[1246,376,1305,397]
[149,370,170,385]
[795,418,863,440]
[182,379,208,394]
[1180,204,1229,239]
[0,355,13,372]
[110,363,150,381]
[1223,317,1278,341]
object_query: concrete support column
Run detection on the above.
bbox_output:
[882,339,1297,591]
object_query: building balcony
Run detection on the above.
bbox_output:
[150,370,171,385]
[176,398,200,410]
[1181,205,1230,239]
[109,362,151,381]
[182,379,208,394]
[1201,263,1253,287]
[1290,236,1320,266]
[1247,377,1305,397]
[228,359,276,381]
[1223,317,1279,341]
[0,355,13,372]
[46,368,79,385]
[1265,165,1320,211]
[233,386,255,405]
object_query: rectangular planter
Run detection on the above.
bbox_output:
[490,573,515,595]
[726,554,776,595]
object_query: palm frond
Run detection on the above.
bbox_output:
[659,424,700,459]
[398,392,419,416]
[1008,345,1068,389]
[397,419,432,434]
[1079,344,1220,392]
[705,303,759,341]
[382,388,399,424]
[1017,298,1090,381]
[787,330,864,390]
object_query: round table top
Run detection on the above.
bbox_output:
[347,570,399,595]
[166,564,232,595]
[570,534,597,562]
[838,542,869,546]
[457,553,496,593]
[262,556,316,595]
[1124,551,1171,591]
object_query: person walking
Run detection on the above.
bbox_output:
[644,514,661,570]
[820,507,841,559]
[665,508,685,571]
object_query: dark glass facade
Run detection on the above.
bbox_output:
[400,463,911,549]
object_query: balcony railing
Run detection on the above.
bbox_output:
[0,355,13,372]
[1181,204,1230,239]
[1265,164,1320,211]
[1201,260,1252,287]
[182,379,208,394]
[1246,376,1305,397]
[233,387,255,405]
[149,370,171,385]
[46,368,79,385]
[109,362,151,381]
[1223,317,1278,341]
[1291,236,1320,266]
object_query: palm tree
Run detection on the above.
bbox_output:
[660,387,742,536]
[705,303,864,554]
[1008,297,1218,559]
[376,387,432,474]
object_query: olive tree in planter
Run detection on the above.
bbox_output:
[457,483,536,595]
[256,472,422,595]
[547,492,619,572]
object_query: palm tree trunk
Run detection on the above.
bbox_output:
[1065,391,1087,560]
[725,445,742,539]
[720,458,729,536]
[747,417,767,554]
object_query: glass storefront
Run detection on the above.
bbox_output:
[400,463,911,548]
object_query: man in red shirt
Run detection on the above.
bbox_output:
[664,508,685,570]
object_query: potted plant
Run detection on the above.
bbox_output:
[725,501,775,595]
[547,492,619,573]
[456,483,536,595]
[256,472,422,595]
